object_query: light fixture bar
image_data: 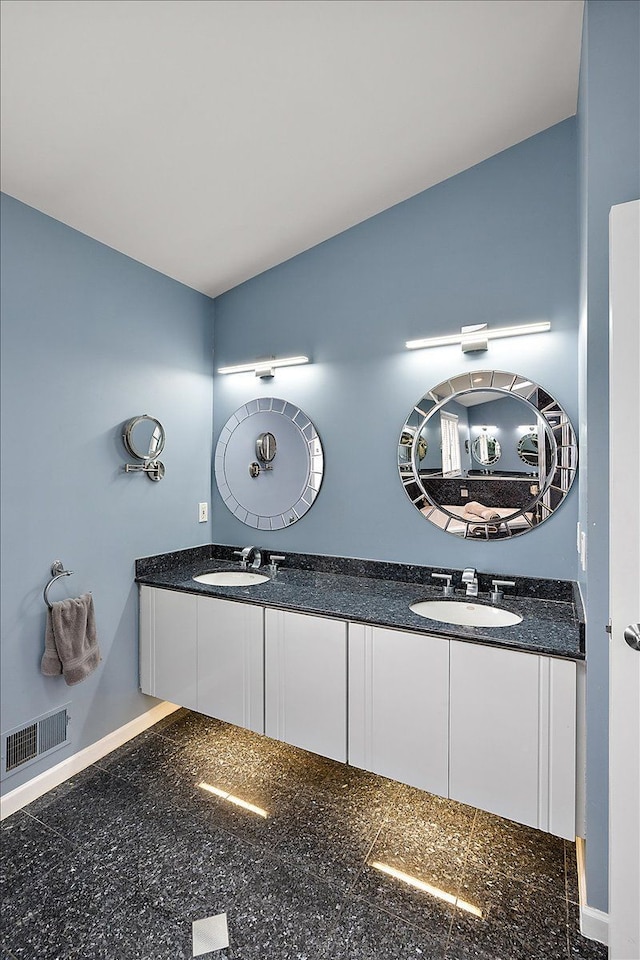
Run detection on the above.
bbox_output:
[218,355,309,375]
[405,332,463,350]
[405,321,550,351]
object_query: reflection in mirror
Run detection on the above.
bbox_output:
[400,428,427,463]
[215,398,324,530]
[256,432,277,463]
[398,371,577,539]
[518,432,539,466]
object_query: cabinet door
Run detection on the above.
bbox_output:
[197,597,264,734]
[265,609,347,762]
[139,586,198,709]
[349,624,449,796]
[449,642,576,838]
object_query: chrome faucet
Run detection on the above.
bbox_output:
[234,546,262,570]
[462,567,478,597]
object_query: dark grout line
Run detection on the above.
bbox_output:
[442,806,478,959]
[20,808,83,849]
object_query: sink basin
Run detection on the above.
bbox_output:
[410,599,522,627]
[193,571,270,586]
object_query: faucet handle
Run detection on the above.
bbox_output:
[233,550,249,570]
[491,579,516,603]
[269,554,285,576]
[431,572,454,598]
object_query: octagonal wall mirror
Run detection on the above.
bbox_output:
[398,370,577,540]
[215,397,324,531]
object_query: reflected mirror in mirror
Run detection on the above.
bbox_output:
[215,398,324,530]
[518,431,539,466]
[256,432,277,463]
[398,370,577,540]
[472,433,501,465]
[400,428,428,463]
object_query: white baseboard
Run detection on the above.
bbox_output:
[576,836,609,946]
[580,904,610,947]
[0,700,180,821]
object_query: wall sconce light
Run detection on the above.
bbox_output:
[405,321,551,354]
[218,355,310,379]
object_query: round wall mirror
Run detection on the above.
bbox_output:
[215,398,324,530]
[123,415,165,460]
[472,434,501,465]
[256,432,277,463]
[122,414,166,481]
[398,370,577,539]
[518,432,539,466]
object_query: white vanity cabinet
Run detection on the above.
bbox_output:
[139,586,264,733]
[348,624,449,796]
[264,609,348,762]
[197,596,264,734]
[139,584,577,839]
[139,585,198,710]
[449,641,576,840]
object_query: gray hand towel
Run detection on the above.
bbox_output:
[41,594,101,685]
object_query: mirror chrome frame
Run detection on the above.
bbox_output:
[398,370,577,540]
[215,397,324,530]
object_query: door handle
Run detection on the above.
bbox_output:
[624,624,640,651]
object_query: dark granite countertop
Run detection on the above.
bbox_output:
[135,545,584,661]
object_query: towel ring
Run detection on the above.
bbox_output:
[44,560,73,610]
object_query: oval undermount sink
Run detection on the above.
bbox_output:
[193,571,270,586]
[410,599,522,627]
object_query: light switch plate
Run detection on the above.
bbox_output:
[580,531,587,571]
[198,502,208,523]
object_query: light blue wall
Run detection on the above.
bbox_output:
[0,194,214,793]
[212,119,579,579]
[577,0,640,913]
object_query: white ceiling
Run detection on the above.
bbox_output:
[1,0,584,298]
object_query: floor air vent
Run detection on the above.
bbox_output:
[1,705,71,779]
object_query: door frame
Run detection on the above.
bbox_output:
[608,199,640,960]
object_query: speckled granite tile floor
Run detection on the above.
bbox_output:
[1,709,607,960]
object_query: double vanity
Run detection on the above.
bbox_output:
[136,545,584,843]
[132,369,584,842]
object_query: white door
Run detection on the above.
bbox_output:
[197,596,264,734]
[449,641,576,839]
[265,609,347,762]
[348,624,449,796]
[609,199,640,960]
[139,586,198,710]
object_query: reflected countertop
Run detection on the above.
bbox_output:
[135,545,584,661]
